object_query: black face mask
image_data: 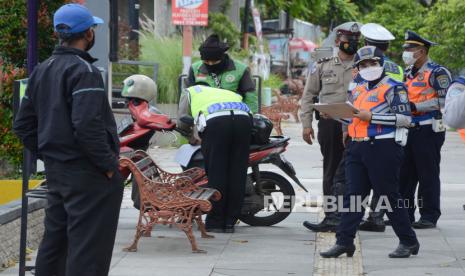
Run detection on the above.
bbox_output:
[85,30,95,52]
[204,56,227,74]
[339,39,359,55]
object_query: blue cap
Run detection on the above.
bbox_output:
[53,4,103,34]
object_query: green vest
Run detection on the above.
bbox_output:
[384,60,404,82]
[188,85,245,117]
[191,60,248,91]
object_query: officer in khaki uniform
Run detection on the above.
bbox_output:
[301,22,362,232]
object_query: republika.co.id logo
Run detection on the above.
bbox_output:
[262,195,422,213]
[176,0,204,9]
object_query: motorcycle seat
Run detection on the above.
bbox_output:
[250,136,290,152]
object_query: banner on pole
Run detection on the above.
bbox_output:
[250,1,269,80]
[172,0,208,26]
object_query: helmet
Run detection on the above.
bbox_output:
[251,114,273,145]
[361,23,395,42]
[121,74,157,102]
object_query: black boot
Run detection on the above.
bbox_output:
[412,219,436,229]
[320,244,356,258]
[205,227,224,233]
[223,224,235,233]
[359,218,386,232]
[388,242,420,258]
[303,217,338,232]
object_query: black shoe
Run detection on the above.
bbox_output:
[412,219,436,229]
[320,244,356,258]
[358,220,386,232]
[388,242,420,258]
[224,224,235,233]
[303,219,337,232]
[205,227,224,233]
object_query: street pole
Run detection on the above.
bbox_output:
[241,0,251,49]
[182,26,193,75]
[128,0,140,59]
[20,2,38,275]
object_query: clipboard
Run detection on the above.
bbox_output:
[310,101,359,118]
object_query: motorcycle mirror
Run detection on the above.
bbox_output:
[180,115,195,126]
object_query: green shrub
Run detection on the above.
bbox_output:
[263,73,284,90]
[139,34,184,104]
[0,65,27,171]
[0,1,66,67]
[0,0,66,176]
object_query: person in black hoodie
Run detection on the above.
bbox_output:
[13,4,123,276]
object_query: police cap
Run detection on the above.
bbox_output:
[403,30,437,49]
[354,46,384,66]
[335,22,362,39]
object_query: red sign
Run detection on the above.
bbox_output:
[172,0,208,26]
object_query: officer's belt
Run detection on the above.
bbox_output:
[351,132,395,142]
[413,119,433,126]
[206,110,250,121]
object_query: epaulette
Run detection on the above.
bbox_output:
[317,57,332,64]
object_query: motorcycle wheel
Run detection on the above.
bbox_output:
[239,171,295,226]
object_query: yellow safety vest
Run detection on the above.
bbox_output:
[187,85,249,117]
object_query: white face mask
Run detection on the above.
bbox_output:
[402,50,420,66]
[359,66,384,81]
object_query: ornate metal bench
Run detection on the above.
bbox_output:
[119,152,220,253]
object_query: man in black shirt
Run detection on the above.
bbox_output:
[13,4,123,276]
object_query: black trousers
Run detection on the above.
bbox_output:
[328,147,347,220]
[317,118,344,216]
[36,158,124,276]
[399,125,445,224]
[336,139,417,247]
[366,194,386,222]
[201,114,252,227]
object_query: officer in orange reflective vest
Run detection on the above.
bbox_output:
[320,46,419,259]
[400,30,452,229]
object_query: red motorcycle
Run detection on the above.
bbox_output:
[118,97,307,226]
[180,134,308,226]
[118,98,176,151]
[118,74,307,226]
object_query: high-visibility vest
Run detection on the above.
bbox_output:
[187,85,249,117]
[349,80,397,138]
[405,69,438,117]
[384,59,404,82]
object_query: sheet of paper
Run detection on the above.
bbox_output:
[310,101,359,119]
[174,144,201,167]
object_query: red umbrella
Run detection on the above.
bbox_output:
[289,38,317,52]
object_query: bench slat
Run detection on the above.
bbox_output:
[143,166,159,179]
[135,156,154,171]
[197,189,217,200]
[188,189,205,199]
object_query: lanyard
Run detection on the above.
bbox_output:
[210,73,221,87]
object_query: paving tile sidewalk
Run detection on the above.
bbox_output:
[2,122,465,275]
